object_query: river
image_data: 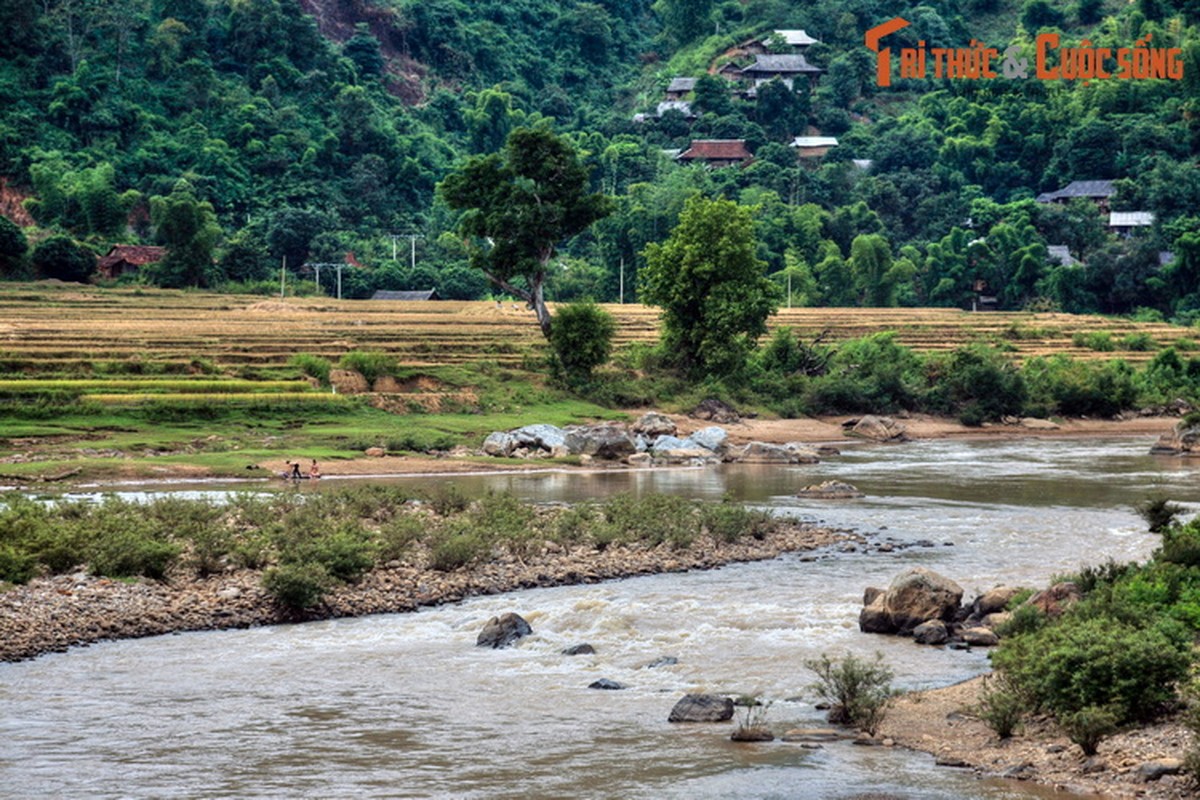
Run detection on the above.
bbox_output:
[2,437,1196,799]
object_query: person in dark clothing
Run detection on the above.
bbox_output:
[290,460,303,480]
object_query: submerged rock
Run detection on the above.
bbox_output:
[668,693,734,723]
[476,612,532,648]
[796,481,863,499]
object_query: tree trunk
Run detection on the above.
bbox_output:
[529,273,552,338]
[482,269,553,339]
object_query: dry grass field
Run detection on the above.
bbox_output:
[0,284,1192,384]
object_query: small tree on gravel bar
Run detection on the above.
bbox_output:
[806,651,896,735]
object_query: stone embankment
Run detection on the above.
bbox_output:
[0,522,853,663]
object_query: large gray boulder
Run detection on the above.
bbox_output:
[685,426,728,453]
[859,568,964,634]
[668,693,734,723]
[727,441,819,464]
[482,431,515,457]
[650,435,689,453]
[972,586,1023,616]
[476,612,532,648]
[845,415,908,442]
[633,412,677,437]
[1150,421,1200,455]
[564,423,637,460]
[510,424,566,451]
[692,398,740,423]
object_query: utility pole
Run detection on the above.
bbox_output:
[280,256,286,298]
[304,263,343,298]
[787,272,792,309]
[619,256,625,304]
[409,234,419,270]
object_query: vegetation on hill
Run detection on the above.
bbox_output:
[0,0,1198,321]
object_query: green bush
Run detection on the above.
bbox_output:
[1060,706,1118,756]
[428,523,490,571]
[550,301,616,383]
[701,498,773,543]
[929,345,1027,423]
[0,543,36,584]
[423,484,470,516]
[1121,332,1156,352]
[991,615,1191,723]
[1160,520,1200,567]
[1136,493,1187,534]
[995,602,1046,638]
[977,673,1025,739]
[806,652,896,735]
[290,353,332,385]
[262,562,331,609]
[1072,331,1115,352]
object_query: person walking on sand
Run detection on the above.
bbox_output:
[309,459,320,479]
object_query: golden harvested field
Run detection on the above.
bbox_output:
[0,285,1194,386]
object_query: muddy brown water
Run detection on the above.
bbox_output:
[2,437,1193,799]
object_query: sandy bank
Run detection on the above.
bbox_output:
[263,413,1181,480]
[878,677,1195,798]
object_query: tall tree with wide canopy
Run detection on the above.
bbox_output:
[640,195,780,378]
[439,127,611,337]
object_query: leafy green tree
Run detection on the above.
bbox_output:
[848,233,896,306]
[640,195,781,378]
[439,127,612,338]
[31,235,95,282]
[149,179,222,288]
[344,24,384,78]
[653,0,714,48]
[0,216,28,277]
[550,301,616,383]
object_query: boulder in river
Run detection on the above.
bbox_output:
[972,586,1023,616]
[685,426,728,454]
[482,431,515,457]
[668,693,734,723]
[564,423,637,460]
[1027,581,1081,618]
[633,412,677,437]
[476,612,532,648]
[511,424,567,451]
[561,643,595,656]
[844,415,908,442]
[796,481,863,499]
[912,619,949,645]
[1150,419,1200,455]
[588,679,626,690]
[859,568,963,634]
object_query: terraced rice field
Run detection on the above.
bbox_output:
[0,284,1194,407]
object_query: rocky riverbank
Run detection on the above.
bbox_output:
[879,678,1195,799]
[0,521,854,663]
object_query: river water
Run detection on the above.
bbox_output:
[2,437,1197,799]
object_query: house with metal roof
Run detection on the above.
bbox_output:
[768,29,821,49]
[790,136,839,158]
[665,77,697,100]
[739,54,824,89]
[1046,245,1081,267]
[96,245,166,280]
[1109,211,1154,237]
[675,139,754,168]
[371,289,440,301]
[1035,180,1116,207]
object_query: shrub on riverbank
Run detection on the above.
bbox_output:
[806,652,896,736]
[0,489,793,609]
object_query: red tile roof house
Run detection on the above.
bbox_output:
[96,245,166,280]
[675,139,754,168]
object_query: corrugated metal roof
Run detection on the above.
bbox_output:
[769,29,820,46]
[1036,180,1116,202]
[741,54,823,74]
[1109,211,1154,227]
[666,77,696,93]
[790,136,839,148]
[371,289,440,301]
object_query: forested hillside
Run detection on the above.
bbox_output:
[2,0,1200,320]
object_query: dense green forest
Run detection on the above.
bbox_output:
[1,0,1200,319]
